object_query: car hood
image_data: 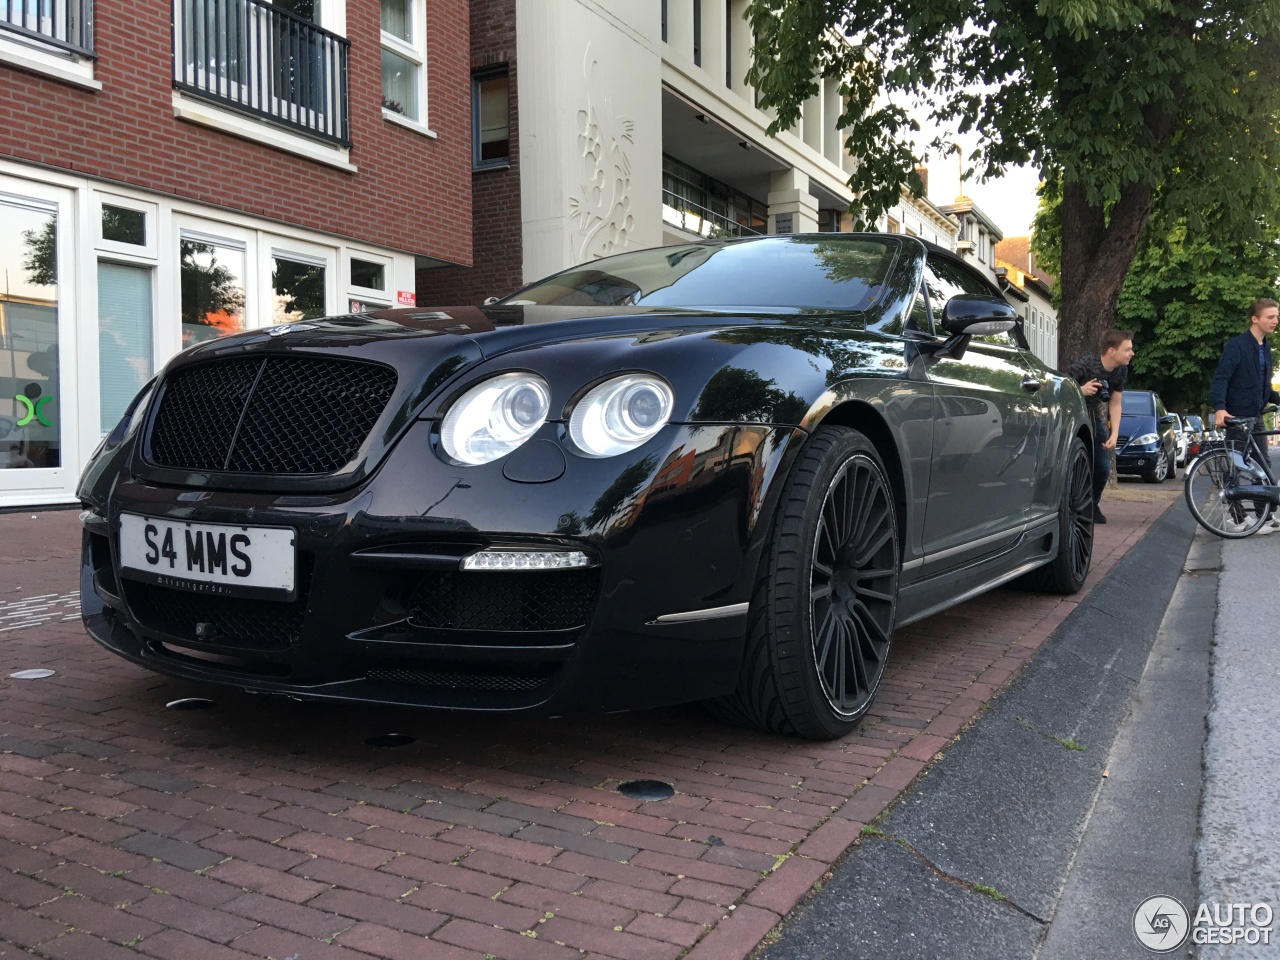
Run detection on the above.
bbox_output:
[134,304,868,494]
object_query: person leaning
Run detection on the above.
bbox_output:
[1065,329,1135,525]
[1210,297,1280,472]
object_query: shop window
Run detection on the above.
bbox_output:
[102,205,145,246]
[0,197,60,470]
[98,262,153,433]
[473,68,509,168]
[272,254,327,323]
[180,235,247,347]
[350,258,386,291]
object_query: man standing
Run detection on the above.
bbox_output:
[1066,330,1135,524]
[1210,297,1280,470]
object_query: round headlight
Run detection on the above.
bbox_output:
[569,375,674,458]
[441,373,551,465]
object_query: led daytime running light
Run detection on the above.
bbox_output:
[461,549,592,571]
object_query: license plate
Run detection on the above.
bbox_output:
[118,514,296,600]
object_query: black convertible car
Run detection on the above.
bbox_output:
[78,234,1093,739]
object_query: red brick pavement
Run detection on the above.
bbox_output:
[0,486,1177,960]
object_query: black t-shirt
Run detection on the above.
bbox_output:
[1066,354,1129,418]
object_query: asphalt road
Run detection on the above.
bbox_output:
[758,500,1212,959]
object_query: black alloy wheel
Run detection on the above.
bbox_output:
[1020,436,1093,593]
[708,425,900,740]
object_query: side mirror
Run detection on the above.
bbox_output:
[1158,414,1178,425]
[939,295,1018,336]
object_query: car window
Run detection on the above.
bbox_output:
[924,255,1017,348]
[1121,391,1155,416]
[503,236,898,312]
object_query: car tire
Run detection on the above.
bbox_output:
[1142,449,1169,483]
[708,425,900,740]
[1015,436,1093,594]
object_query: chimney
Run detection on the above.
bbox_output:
[914,165,929,196]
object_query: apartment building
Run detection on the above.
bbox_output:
[421,0,957,306]
[0,0,471,508]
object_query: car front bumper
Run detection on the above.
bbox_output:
[79,421,800,716]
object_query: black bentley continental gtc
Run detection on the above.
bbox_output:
[78,234,1093,739]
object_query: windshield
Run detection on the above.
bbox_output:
[1121,392,1155,417]
[502,236,898,312]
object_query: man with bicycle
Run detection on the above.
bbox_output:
[1067,329,1135,524]
[1211,297,1280,472]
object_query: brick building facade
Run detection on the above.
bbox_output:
[0,0,472,508]
[418,0,522,306]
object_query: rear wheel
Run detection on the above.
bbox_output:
[1185,450,1270,538]
[709,426,900,740]
[1018,436,1093,593]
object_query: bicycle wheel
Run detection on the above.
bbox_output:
[1184,450,1270,538]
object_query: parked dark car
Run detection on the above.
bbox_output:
[1116,389,1180,482]
[77,234,1093,740]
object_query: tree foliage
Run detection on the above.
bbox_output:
[1114,220,1280,414]
[745,0,1280,365]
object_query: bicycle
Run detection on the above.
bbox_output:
[1184,413,1280,538]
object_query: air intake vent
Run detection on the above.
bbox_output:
[148,356,397,475]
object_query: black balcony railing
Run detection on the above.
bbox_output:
[172,0,349,146]
[0,0,94,57]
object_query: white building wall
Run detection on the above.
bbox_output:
[516,1,663,282]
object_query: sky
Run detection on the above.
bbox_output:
[905,100,1044,240]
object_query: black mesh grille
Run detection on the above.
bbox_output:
[367,667,552,692]
[125,582,308,652]
[408,570,600,632]
[148,357,397,475]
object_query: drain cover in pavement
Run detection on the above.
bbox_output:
[617,779,675,801]
[9,668,55,679]
[365,733,415,747]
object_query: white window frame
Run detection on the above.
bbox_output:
[263,234,337,324]
[174,218,256,354]
[0,0,99,90]
[345,249,393,308]
[0,180,82,502]
[380,0,432,135]
[95,193,159,260]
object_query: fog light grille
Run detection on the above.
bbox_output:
[408,569,599,632]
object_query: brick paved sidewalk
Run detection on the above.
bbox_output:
[0,485,1177,960]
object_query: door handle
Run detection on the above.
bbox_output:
[1020,376,1043,392]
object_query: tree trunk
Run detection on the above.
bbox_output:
[1056,180,1156,369]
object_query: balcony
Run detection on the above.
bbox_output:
[0,0,94,57]
[172,0,349,146]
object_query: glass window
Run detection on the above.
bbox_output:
[380,0,411,42]
[350,258,385,290]
[180,237,246,347]
[272,255,327,323]
[98,262,153,432]
[473,70,509,167]
[381,0,424,122]
[504,236,896,312]
[0,200,60,469]
[102,205,146,246]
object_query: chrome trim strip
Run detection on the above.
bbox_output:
[650,602,750,625]
[911,511,1060,569]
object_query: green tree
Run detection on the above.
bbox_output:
[1114,220,1280,413]
[744,0,1280,365]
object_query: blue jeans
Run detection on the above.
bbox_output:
[1092,418,1110,506]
